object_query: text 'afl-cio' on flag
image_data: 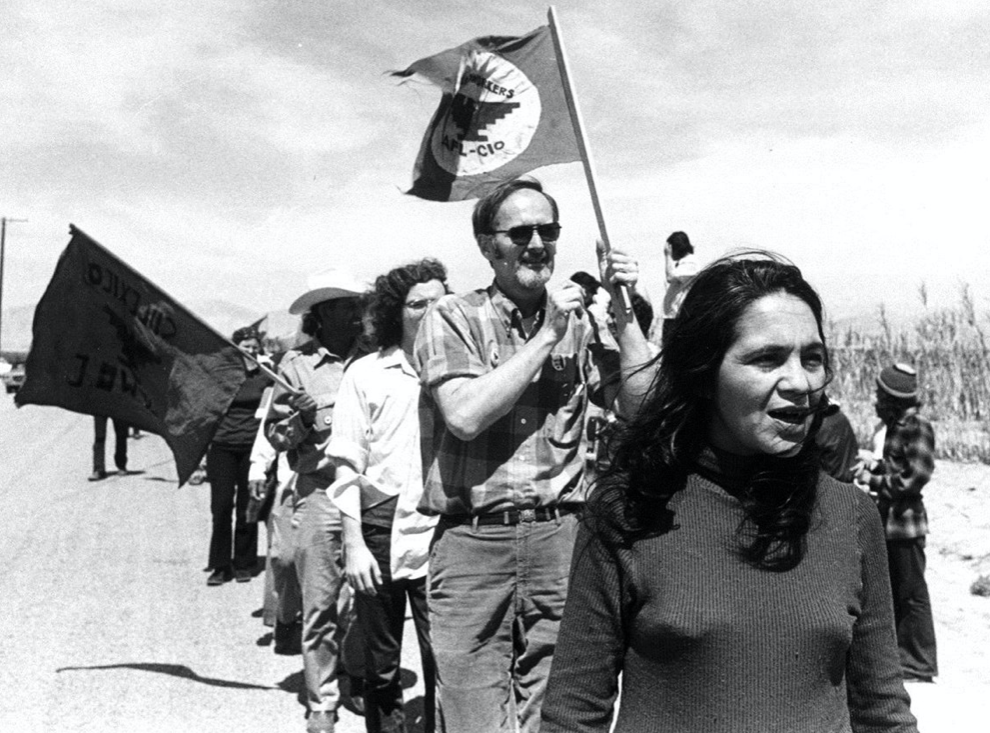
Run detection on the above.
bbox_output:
[393,24,580,202]
[15,226,248,486]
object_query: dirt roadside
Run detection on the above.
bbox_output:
[1,397,987,732]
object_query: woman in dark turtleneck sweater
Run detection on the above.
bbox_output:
[542,255,917,733]
[205,327,271,586]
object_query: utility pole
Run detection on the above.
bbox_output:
[0,216,29,357]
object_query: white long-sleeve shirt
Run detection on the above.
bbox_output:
[327,347,436,581]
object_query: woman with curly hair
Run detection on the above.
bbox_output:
[542,253,917,732]
[328,258,448,733]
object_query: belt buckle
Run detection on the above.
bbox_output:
[519,508,536,523]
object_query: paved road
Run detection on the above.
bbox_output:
[0,396,425,733]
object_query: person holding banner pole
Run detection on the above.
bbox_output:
[413,178,655,732]
[266,269,370,733]
[204,326,270,586]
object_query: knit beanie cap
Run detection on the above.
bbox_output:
[232,326,260,345]
[877,363,918,399]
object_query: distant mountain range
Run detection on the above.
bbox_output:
[0,299,302,354]
[3,295,983,358]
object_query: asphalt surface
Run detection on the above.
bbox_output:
[0,396,425,733]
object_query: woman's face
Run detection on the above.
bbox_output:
[401,279,446,346]
[237,337,260,370]
[708,292,827,457]
[237,337,260,357]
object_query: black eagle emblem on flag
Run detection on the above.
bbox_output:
[449,92,521,143]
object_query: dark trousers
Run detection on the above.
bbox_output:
[357,524,436,733]
[887,537,938,678]
[93,416,129,472]
[207,444,258,571]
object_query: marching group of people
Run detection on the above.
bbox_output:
[192,177,935,733]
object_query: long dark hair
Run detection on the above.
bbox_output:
[593,252,832,571]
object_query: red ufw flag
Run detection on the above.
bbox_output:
[393,25,580,201]
[16,226,247,486]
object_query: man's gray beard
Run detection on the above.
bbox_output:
[515,262,553,291]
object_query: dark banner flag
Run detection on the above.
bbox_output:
[393,25,580,201]
[16,226,247,486]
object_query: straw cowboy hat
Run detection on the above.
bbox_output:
[288,268,369,315]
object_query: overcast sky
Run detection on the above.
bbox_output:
[3,0,988,331]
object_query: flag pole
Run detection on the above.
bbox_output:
[547,6,633,314]
[241,350,299,395]
[244,350,299,394]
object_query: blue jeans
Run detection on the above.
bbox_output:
[269,476,303,625]
[274,475,364,712]
[428,513,579,733]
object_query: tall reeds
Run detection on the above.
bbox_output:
[826,285,990,463]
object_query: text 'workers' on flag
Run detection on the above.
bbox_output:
[393,24,580,202]
[15,226,248,485]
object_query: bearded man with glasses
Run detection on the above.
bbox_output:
[412,177,655,732]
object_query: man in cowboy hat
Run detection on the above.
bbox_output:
[858,362,938,683]
[266,268,369,733]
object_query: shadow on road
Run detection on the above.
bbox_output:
[276,669,307,708]
[137,457,183,483]
[56,662,275,690]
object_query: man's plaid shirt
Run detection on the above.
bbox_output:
[413,283,619,516]
[867,408,935,540]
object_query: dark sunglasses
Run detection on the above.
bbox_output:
[488,222,562,246]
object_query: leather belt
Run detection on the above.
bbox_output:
[446,505,578,527]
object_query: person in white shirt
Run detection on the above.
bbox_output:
[660,230,700,342]
[247,384,302,651]
[328,258,448,733]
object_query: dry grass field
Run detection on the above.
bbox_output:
[825,288,990,462]
[818,294,990,730]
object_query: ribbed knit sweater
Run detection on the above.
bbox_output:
[211,370,269,447]
[542,450,918,733]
